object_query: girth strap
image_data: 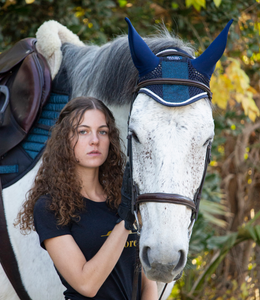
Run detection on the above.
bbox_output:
[0,179,32,300]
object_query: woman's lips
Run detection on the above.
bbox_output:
[87,150,101,156]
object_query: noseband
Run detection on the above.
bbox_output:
[127,50,212,234]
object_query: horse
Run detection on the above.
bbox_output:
[0,18,232,300]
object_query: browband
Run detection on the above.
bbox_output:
[134,78,212,100]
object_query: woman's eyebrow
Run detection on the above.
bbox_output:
[78,124,108,128]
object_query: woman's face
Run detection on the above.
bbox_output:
[72,109,110,172]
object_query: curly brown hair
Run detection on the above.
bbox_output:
[15,97,126,234]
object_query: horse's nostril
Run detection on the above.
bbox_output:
[141,246,151,268]
[175,250,185,271]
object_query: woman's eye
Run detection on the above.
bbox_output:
[100,130,108,135]
[79,130,87,135]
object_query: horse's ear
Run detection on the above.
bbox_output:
[125,18,160,77]
[191,20,233,79]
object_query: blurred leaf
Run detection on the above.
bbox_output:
[118,0,127,8]
[213,0,221,7]
[171,2,179,9]
[200,199,230,228]
[211,58,260,121]
[185,0,206,11]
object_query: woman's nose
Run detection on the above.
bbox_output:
[90,133,99,144]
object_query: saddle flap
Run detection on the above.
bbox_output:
[10,53,42,132]
[0,38,36,75]
[0,37,51,157]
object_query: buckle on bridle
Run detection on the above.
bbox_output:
[133,211,141,235]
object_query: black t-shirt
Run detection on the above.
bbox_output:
[33,195,141,300]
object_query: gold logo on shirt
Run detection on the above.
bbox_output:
[124,240,137,248]
[101,231,136,237]
[101,231,137,248]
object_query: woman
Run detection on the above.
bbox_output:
[15,97,157,300]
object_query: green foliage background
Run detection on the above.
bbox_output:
[1,0,260,299]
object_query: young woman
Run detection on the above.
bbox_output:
[15,96,157,300]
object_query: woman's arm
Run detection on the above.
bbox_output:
[141,269,158,300]
[44,220,129,298]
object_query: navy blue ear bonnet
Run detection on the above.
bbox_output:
[126,18,233,107]
[138,49,210,107]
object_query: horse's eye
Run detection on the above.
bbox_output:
[131,131,140,143]
[203,138,213,147]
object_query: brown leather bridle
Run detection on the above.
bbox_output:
[129,50,212,300]
[127,50,212,234]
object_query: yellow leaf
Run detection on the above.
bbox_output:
[213,0,222,7]
[210,57,259,122]
[210,160,218,166]
[225,59,251,94]
[237,91,260,122]
[185,0,205,10]
[215,60,223,72]
[222,74,234,89]
[75,7,85,18]
[211,74,232,109]
[195,0,206,7]
[193,3,201,11]
[235,93,243,104]
[212,94,228,109]
[247,86,257,94]
[25,0,34,3]
[185,0,193,8]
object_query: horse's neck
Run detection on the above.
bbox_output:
[62,39,137,107]
[107,103,131,153]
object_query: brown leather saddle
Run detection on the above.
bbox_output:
[0,38,51,300]
[0,38,51,157]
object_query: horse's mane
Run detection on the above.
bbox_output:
[61,30,195,106]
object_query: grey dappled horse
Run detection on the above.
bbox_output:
[0,18,232,300]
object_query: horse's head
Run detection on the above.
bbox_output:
[126,18,232,282]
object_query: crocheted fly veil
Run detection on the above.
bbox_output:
[137,51,211,106]
[126,18,233,107]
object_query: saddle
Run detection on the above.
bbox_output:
[0,38,51,300]
[0,38,51,157]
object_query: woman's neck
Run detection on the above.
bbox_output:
[77,167,106,202]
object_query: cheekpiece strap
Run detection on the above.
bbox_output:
[193,142,212,220]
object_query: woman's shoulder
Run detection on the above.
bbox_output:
[34,194,52,213]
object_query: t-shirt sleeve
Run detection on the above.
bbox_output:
[33,196,71,249]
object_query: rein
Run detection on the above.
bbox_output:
[129,50,212,300]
